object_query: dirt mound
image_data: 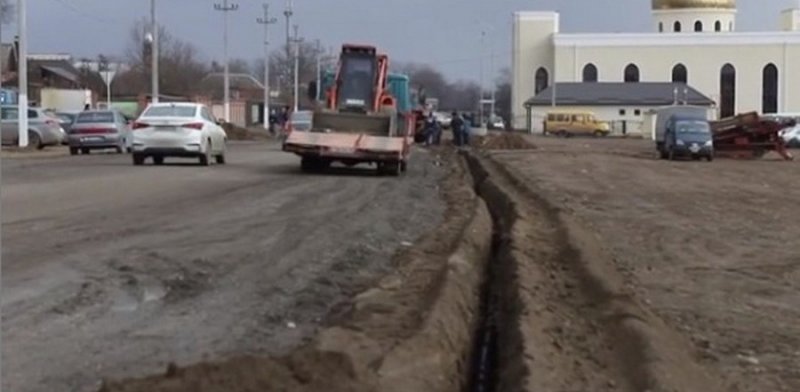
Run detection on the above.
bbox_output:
[98,349,375,392]
[221,123,264,140]
[471,132,536,150]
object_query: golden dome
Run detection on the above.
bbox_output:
[652,0,736,9]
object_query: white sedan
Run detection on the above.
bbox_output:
[130,103,227,166]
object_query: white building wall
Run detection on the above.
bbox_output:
[511,11,558,130]
[552,34,800,116]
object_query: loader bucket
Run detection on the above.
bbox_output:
[311,109,397,136]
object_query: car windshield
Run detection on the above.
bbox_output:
[143,105,197,118]
[676,120,710,134]
[76,112,114,123]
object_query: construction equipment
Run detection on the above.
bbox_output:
[710,112,794,160]
[282,44,414,175]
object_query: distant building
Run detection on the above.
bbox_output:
[512,0,800,129]
[525,82,715,134]
[198,73,265,102]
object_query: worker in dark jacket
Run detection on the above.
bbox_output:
[423,113,441,146]
[450,111,465,146]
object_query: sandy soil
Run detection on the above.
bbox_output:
[486,135,800,391]
[1,142,446,392]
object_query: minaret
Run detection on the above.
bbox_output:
[651,0,737,33]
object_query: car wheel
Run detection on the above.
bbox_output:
[116,145,124,154]
[706,154,714,162]
[153,156,164,165]
[81,148,90,155]
[215,151,226,164]
[69,147,79,156]
[557,130,568,138]
[199,142,211,166]
[27,131,43,150]
[668,149,676,161]
[132,154,145,165]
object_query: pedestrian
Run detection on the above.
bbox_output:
[83,103,91,111]
[461,112,471,146]
[450,111,464,146]
[423,113,441,146]
[268,109,278,136]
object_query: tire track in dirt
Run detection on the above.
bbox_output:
[464,150,732,392]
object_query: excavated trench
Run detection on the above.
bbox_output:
[98,144,729,392]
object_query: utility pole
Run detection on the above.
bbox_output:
[291,24,301,111]
[315,39,321,102]
[18,0,28,147]
[283,0,293,57]
[214,0,238,123]
[478,30,485,128]
[489,39,496,122]
[257,3,277,131]
[150,0,159,103]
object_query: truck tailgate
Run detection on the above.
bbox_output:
[283,132,406,159]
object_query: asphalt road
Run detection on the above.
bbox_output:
[1,142,445,392]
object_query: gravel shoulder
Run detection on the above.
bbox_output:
[1,142,446,392]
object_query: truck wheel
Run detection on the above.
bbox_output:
[400,160,407,173]
[132,154,145,166]
[668,149,676,161]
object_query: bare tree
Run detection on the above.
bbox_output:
[493,67,512,128]
[0,0,13,24]
[115,18,208,97]
[267,42,325,107]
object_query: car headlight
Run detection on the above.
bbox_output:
[676,139,685,146]
[704,140,713,147]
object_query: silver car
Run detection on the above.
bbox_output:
[68,110,130,155]
[1,105,64,149]
[131,103,227,166]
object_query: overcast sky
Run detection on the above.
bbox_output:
[5,0,795,82]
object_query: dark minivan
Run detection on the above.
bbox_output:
[662,114,714,161]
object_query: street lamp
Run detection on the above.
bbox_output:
[214,0,239,123]
[257,4,278,130]
[150,0,159,103]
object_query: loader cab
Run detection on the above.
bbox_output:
[336,46,378,113]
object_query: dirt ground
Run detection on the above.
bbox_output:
[6,133,799,392]
[1,142,446,392]
[485,135,800,391]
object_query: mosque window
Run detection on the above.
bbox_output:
[624,64,640,83]
[694,21,703,32]
[672,64,688,84]
[659,22,664,32]
[674,21,682,32]
[720,64,736,118]
[762,64,779,114]
[729,21,733,30]
[582,64,598,82]
[715,21,722,32]
[535,67,549,94]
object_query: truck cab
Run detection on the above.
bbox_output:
[662,115,714,161]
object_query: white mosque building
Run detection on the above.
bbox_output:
[511,0,800,131]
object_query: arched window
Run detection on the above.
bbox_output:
[672,63,688,84]
[720,63,736,118]
[582,63,598,82]
[659,22,664,32]
[729,21,733,31]
[535,67,549,94]
[762,64,779,114]
[715,21,722,31]
[674,21,682,32]
[624,64,640,83]
[694,21,703,32]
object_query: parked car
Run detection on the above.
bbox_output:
[781,125,800,148]
[68,110,130,155]
[53,111,78,145]
[130,102,227,166]
[0,105,64,149]
[487,115,506,130]
[544,111,610,137]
